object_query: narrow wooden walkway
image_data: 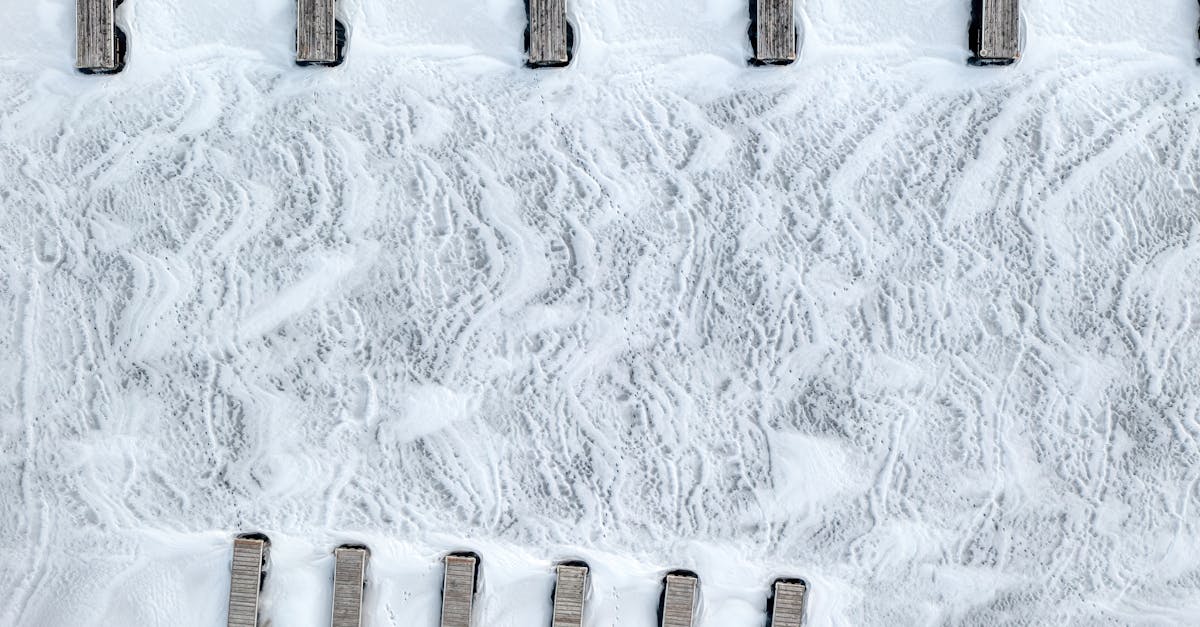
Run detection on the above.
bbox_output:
[297,0,344,65]
[440,553,479,627]
[769,579,807,627]
[659,572,698,627]
[527,0,571,67]
[226,535,269,627]
[76,0,123,73]
[970,0,1020,65]
[552,562,589,627]
[750,0,797,65]
[331,546,369,627]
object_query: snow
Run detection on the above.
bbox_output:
[2,0,1200,625]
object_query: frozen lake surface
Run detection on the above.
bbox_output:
[3,0,1200,624]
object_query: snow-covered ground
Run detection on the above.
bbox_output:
[3,0,1200,624]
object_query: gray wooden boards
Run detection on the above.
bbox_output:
[227,534,270,627]
[969,0,1020,65]
[658,571,699,627]
[297,0,346,66]
[526,0,573,67]
[768,578,807,627]
[441,552,481,627]
[749,0,797,65]
[331,545,369,627]
[76,0,125,73]
[551,562,589,627]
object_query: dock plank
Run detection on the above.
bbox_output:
[751,0,797,65]
[552,563,589,627]
[660,573,698,627]
[297,0,342,65]
[971,0,1020,64]
[76,0,121,72]
[441,554,479,627]
[527,0,571,67]
[769,579,807,627]
[227,536,269,627]
[331,546,368,627]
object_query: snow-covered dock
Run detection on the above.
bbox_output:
[226,535,269,627]
[971,0,1020,64]
[551,562,589,627]
[750,0,798,64]
[440,553,480,627]
[331,545,369,627]
[526,0,571,67]
[659,572,699,627]
[296,0,343,65]
[769,579,807,627]
[75,0,123,73]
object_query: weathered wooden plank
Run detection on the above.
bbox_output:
[659,571,698,627]
[297,0,344,65]
[552,562,589,627]
[440,553,480,627]
[331,546,369,627]
[769,578,807,627]
[526,0,571,67]
[76,0,124,73]
[750,0,797,65]
[227,534,269,627]
[970,0,1020,64]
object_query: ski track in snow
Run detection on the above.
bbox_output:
[2,0,1200,625]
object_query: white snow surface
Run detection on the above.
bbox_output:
[3,0,1200,625]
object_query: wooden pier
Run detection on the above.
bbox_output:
[768,579,807,627]
[297,0,345,65]
[659,571,699,627]
[750,0,797,65]
[226,534,269,627]
[331,545,369,627]
[551,562,589,627]
[76,0,125,73]
[970,0,1020,65]
[526,0,572,67]
[440,553,480,627]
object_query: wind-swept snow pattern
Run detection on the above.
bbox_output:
[2,0,1200,625]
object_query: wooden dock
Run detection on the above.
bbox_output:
[331,545,369,627]
[970,0,1020,65]
[76,0,124,73]
[769,579,807,627]
[750,0,797,65]
[226,534,269,627]
[297,0,345,65]
[659,571,698,627]
[526,0,572,67]
[551,562,589,627]
[440,553,480,627]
